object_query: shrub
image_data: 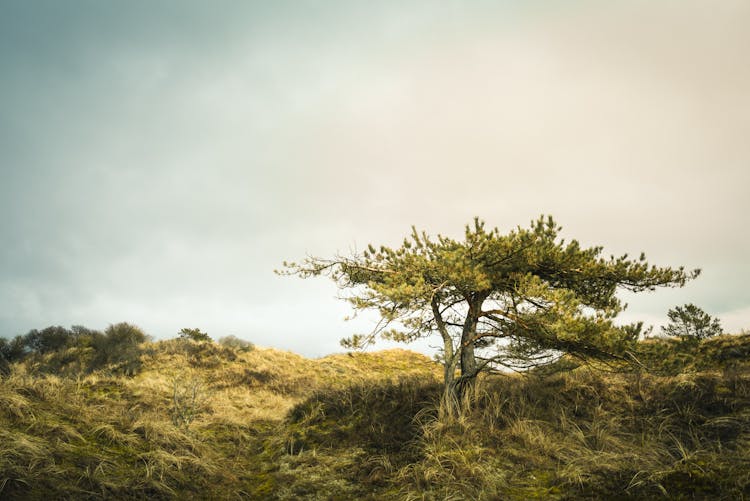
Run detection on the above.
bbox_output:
[170,372,208,431]
[217,335,255,351]
[23,326,74,354]
[178,328,211,342]
[0,336,27,364]
[0,340,9,376]
[23,325,106,376]
[89,322,148,375]
[182,340,234,368]
[69,325,102,346]
[0,327,94,376]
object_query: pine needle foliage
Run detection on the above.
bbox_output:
[661,303,723,340]
[178,328,212,343]
[280,216,699,398]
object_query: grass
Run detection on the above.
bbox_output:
[1,334,749,499]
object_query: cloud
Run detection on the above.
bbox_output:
[721,306,750,334]
[1,1,749,354]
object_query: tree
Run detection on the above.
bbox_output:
[661,303,722,340]
[179,328,212,342]
[280,216,699,401]
[1,335,28,363]
[23,325,73,354]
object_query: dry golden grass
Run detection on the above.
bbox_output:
[1,334,749,499]
[0,339,442,499]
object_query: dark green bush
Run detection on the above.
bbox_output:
[0,335,27,364]
[26,325,107,376]
[0,339,9,376]
[178,327,211,342]
[636,333,750,375]
[24,326,74,354]
[89,322,148,375]
[69,325,102,346]
[183,340,236,368]
[0,326,101,376]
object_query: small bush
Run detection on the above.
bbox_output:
[0,345,9,377]
[0,336,27,364]
[217,335,255,351]
[23,326,74,354]
[0,326,108,376]
[89,322,148,375]
[178,328,211,342]
[635,333,750,375]
[170,372,208,431]
[69,325,102,346]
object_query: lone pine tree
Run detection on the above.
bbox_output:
[662,303,723,340]
[280,216,699,401]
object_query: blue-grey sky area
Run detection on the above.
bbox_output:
[1,1,749,356]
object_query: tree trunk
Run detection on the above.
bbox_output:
[457,300,481,399]
[431,296,459,407]
[457,337,477,399]
[460,340,477,380]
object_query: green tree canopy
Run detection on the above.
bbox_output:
[23,326,74,354]
[661,303,723,340]
[179,328,212,343]
[280,216,699,398]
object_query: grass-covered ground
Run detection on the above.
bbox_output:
[1,334,749,499]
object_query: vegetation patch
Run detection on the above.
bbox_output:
[1,333,749,499]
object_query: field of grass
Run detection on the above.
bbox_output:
[1,334,749,499]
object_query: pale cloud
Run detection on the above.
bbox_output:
[1,1,749,354]
[721,306,750,334]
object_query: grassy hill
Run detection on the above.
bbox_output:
[1,334,749,499]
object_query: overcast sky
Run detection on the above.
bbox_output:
[1,0,748,356]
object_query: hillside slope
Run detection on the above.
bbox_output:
[0,340,440,499]
[1,335,749,499]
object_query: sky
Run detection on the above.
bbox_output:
[1,0,749,357]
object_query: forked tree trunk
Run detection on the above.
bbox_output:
[456,338,477,400]
[456,300,481,400]
[432,296,461,410]
[434,295,484,406]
